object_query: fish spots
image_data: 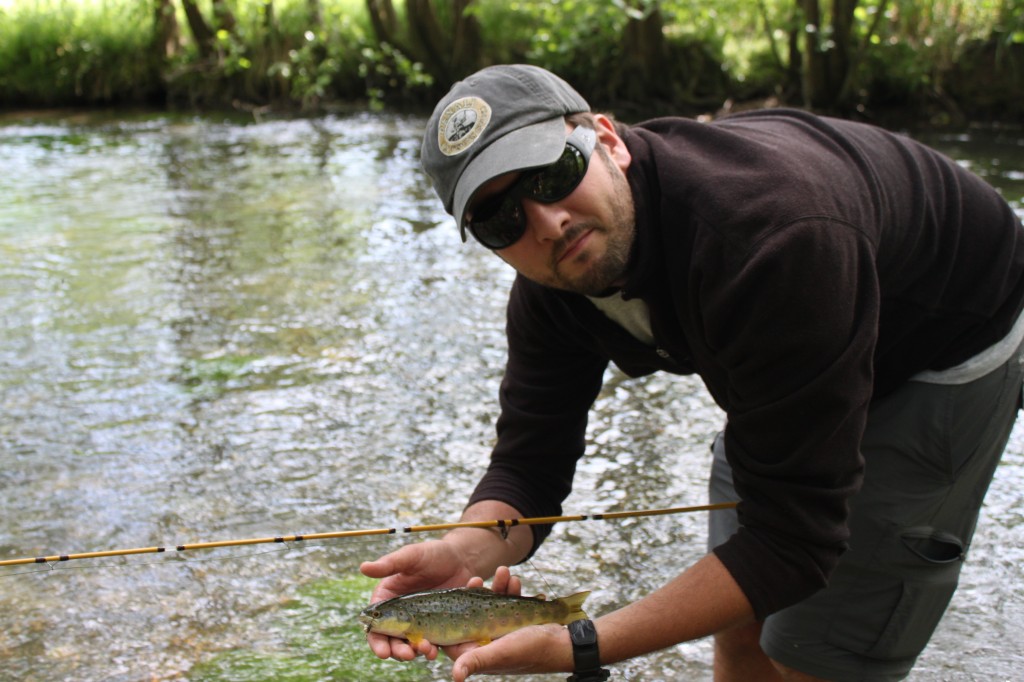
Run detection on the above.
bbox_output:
[359,587,591,646]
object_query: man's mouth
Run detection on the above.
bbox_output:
[557,227,594,265]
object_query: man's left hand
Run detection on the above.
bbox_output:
[450,622,573,682]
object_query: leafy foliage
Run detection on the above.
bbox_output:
[0,0,160,106]
[0,0,1020,122]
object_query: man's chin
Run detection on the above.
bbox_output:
[552,268,623,297]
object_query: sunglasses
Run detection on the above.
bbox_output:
[464,126,597,250]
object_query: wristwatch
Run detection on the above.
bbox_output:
[566,619,611,681]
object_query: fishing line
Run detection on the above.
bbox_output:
[0,502,737,575]
[523,557,558,599]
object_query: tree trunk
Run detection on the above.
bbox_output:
[829,0,858,100]
[450,0,483,79]
[213,0,238,33]
[264,0,288,101]
[181,0,216,60]
[798,0,862,110]
[153,0,181,61]
[838,0,889,106]
[787,12,802,97]
[367,0,482,86]
[366,0,401,46]
[406,0,450,81]
[799,0,829,108]
[619,3,672,103]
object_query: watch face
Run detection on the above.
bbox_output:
[569,618,598,645]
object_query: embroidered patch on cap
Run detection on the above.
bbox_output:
[437,97,491,157]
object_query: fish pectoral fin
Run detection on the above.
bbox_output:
[406,633,424,647]
[475,637,492,646]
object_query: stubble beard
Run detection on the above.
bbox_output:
[549,159,636,296]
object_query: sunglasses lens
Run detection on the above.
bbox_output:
[527,146,586,202]
[469,194,525,250]
[467,140,589,250]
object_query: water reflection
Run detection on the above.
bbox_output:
[1,112,1022,681]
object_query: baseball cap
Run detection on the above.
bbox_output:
[420,64,591,240]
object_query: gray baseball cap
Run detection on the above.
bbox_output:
[420,64,591,240]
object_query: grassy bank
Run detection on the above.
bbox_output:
[1,0,1022,124]
[0,0,161,106]
[0,0,377,109]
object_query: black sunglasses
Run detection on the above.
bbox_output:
[464,126,597,250]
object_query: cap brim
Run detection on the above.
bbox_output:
[452,117,569,240]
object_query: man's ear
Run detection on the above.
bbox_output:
[593,114,631,172]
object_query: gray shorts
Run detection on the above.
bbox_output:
[708,344,1024,681]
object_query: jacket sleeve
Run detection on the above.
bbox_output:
[468,276,610,557]
[700,218,877,619]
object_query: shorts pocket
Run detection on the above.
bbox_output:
[825,525,964,660]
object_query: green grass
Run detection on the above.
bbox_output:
[0,0,375,108]
[0,0,159,106]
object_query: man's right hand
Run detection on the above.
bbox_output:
[360,501,533,661]
[361,539,476,603]
[360,539,478,661]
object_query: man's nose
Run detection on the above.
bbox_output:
[521,198,570,242]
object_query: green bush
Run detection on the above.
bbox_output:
[0,0,159,106]
[0,0,1020,121]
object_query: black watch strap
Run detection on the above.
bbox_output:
[566,619,610,681]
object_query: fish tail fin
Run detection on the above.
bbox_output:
[557,591,591,624]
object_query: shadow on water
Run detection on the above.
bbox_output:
[0,111,1022,681]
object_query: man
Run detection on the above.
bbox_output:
[361,64,1024,681]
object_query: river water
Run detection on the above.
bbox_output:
[0,111,1021,681]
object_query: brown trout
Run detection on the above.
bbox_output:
[359,587,590,646]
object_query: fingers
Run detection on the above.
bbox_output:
[359,544,414,579]
[464,566,522,595]
[451,624,567,682]
[361,543,458,601]
[489,565,511,593]
[486,566,522,595]
[452,656,474,682]
[419,638,441,660]
[451,644,496,682]
[367,631,439,662]
[481,565,524,593]
[366,631,398,660]
[442,640,479,662]
[449,636,517,682]
[359,557,392,579]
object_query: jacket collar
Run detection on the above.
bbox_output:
[618,126,660,302]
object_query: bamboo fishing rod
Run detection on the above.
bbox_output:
[0,502,737,568]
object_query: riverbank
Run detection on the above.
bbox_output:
[2,1,1022,128]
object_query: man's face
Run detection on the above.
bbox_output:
[466,117,635,296]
